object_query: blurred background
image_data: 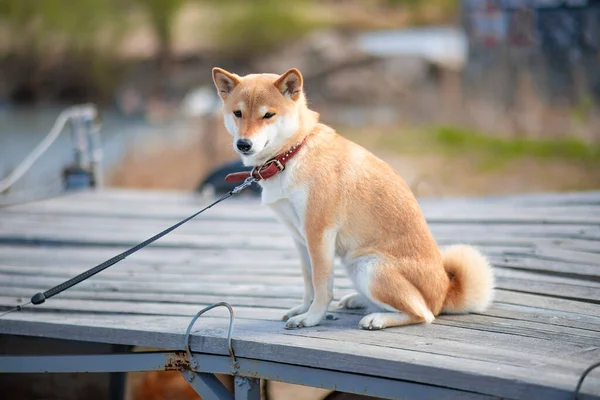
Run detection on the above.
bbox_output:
[1,0,600,203]
[1,1,599,399]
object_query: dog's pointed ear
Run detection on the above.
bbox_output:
[212,67,240,100]
[275,68,303,101]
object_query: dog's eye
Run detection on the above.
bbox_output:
[233,110,242,118]
[263,112,275,119]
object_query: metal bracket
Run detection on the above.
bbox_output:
[234,376,260,400]
[184,302,239,376]
[181,370,234,400]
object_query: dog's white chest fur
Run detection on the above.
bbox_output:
[259,166,308,245]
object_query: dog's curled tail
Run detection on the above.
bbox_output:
[441,244,495,314]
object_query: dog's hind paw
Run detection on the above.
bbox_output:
[359,312,425,330]
[359,313,387,330]
[338,293,369,309]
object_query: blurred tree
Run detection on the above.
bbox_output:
[132,0,184,70]
[213,0,317,58]
[0,0,127,102]
[0,0,124,54]
[0,0,188,60]
[0,0,187,101]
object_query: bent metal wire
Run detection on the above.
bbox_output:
[0,176,257,319]
[184,302,239,376]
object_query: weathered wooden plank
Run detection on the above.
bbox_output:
[1,262,597,290]
[475,302,600,332]
[1,271,596,309]
[0,263,348,279]
[490,256,600,281]
[3,201,277,222]
[496,278,600,303]
[432,224,600,242]
[0,265,352,287]
[0,231,296,251]
[1,265,593,304]
[54,188,600,207]
[6,197,600,225]
[0,286,303,310]
[3,219,600,266]
[0,245,300,264]
[0,215,288,235]
[3,286,598,336]
[11,255,593,281]
[68,188,210,204]
[2,294,598,376]
[3,282,599,336]
[294,320,600,366]
[0,274,324,298]
[9,224,596,270]
[1,313,598,400]
[494,269,600,288]
[493,290,600,317]
[0,295,290,320]
[417,190,600,207]
[7,219,600,250]
[509,246,600,266]
[5,213,598,243]
[2,268,598,331]
[9,186,600,216]
[3,270,598,327]
[41,189,600,213]
[429,313,600,344]
[69,188,599,206]
[1,242,598,283]
[3,263,598,303]
[0,242,540,271]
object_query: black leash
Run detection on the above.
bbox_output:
[0,177,256,319]
[573,361,600,400]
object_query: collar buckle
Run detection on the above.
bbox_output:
[253,159,285,181]
[265,159,285,172]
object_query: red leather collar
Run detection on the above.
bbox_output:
[225,136,308,182]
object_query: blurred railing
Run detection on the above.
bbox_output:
[0,105,102,204]
[460,0,600,141]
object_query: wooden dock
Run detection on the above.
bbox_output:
[0,189,599,399]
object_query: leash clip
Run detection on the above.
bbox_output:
[231,176,256,194]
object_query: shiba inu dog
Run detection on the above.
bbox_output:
[212,67,494,330]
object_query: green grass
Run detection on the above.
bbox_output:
[345,125,600,172]
[433,126,600,169]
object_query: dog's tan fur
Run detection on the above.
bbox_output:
[213,67,495,330]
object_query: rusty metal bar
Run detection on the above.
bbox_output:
[0,351,499,400]
[0,352,188,373]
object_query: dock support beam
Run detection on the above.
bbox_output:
[234,376,260,400]
[181,371,234,400]
[0,351,501,399]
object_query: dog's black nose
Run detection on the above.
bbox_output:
[236,139,253,153]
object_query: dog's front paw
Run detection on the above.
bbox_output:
[285,312,324,329]
[282,303,311,321]
[338,293,369,309]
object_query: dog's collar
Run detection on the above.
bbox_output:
[225,136,308,183]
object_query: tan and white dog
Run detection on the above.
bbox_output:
[212,67,495,330]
